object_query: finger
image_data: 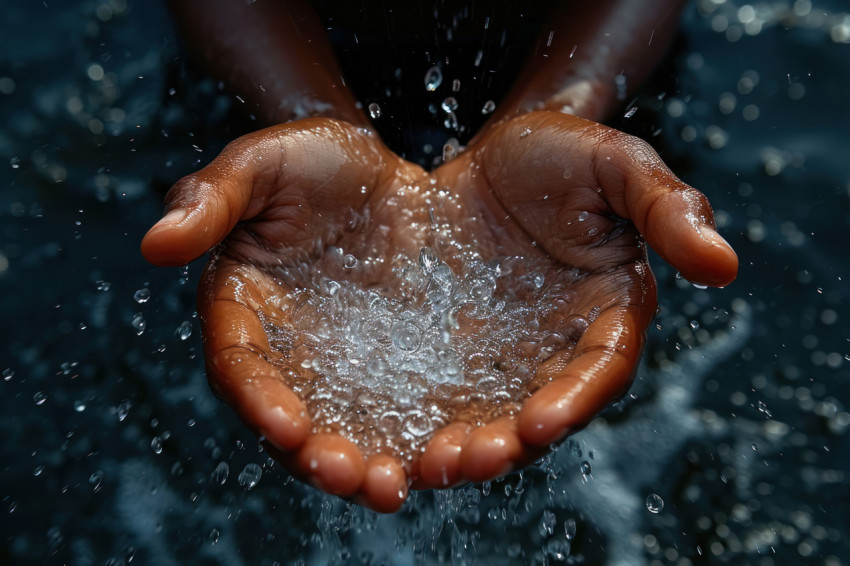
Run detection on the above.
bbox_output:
[415,422,471,489]
[459,417,523,483]
[517,300,650,447]
[140,118,386,267]
[201,261,310,451]
[295,433,366,497]
[592,132,738,287]
[356,454,408,513]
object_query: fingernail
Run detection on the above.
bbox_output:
[156,208,187,228]
[699,225,731,248]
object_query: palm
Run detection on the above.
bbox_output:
[142,114,736,512]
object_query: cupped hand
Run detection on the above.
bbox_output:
[141,113,736,512]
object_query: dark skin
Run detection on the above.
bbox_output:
[141,0,738,512]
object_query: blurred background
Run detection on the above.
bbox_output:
[1,1,848,564]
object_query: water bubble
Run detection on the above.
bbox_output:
[646,493,664,513]
[238,463,263,490]
[133,288,150,303]
[481,100,496,114]
[33,391,46,406]
[343,254,358,269]
[151,436,163,454]
[176,321,192,340]
[368,103,381,119]
[391,321,421,352]
[211,461,230,485]
[131,313,146,335]
[424,66,443,91]
[441,97,458,113]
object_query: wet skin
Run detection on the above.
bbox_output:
[141,110,737,512]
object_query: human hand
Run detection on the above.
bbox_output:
[141,113,736,512]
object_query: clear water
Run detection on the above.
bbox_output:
[1,1,849,565]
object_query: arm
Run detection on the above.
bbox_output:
[491,0,685,124]
[168,0,367,127]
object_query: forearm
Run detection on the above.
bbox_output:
[493,0,685,124]
[168,0,366,127]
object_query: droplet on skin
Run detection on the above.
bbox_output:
[343,254,358,269]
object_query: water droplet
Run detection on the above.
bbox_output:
[117,400,131,421]
[451,78,461,92]
[73,400,86,413]
[368,103,381,119]
[151,436,163,454]
[343,254,358,269]
[33,465,45,477]
[89,471,103,492]
[176,321,192,340]
[481,100,496,114]
[2,368,14,381]
[577,211,589,222]
[564,518,577,540]
[33,391,46,406]
[96,280,111,292]
[757,400,772,418]
[208,528,220,545]
[424,66,443,91]
[10,156,21,169]
[563,169,572,179]
[646,493,664,513]
[133,288,150,303]
[579,460,591,476]
[211,461,229,485]
[624,106,638,118]
[238,463,262,490]
[418,247,439,274]
[441,96,458,113]
[520,127,532,138]
[533,274,545,289]
[131,313,146,335]
[442,139,458,162]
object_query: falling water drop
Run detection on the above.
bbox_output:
[481,100,496,114]
[238,463,263,490]
[133,288,151,303]
[646,493,664,513]
[424,66,443,91]
[211,461,230,485]
[368,103,381,119]
[176,321,192,340]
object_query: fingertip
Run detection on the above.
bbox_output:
[417,423,470,488]
[297,434,365,497]
[358,455,408,513]
[693,225,739,287]
[459,418,523,483]
[140,208,197,266]
[256,390,311,452]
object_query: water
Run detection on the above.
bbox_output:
[1,0,849,564]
